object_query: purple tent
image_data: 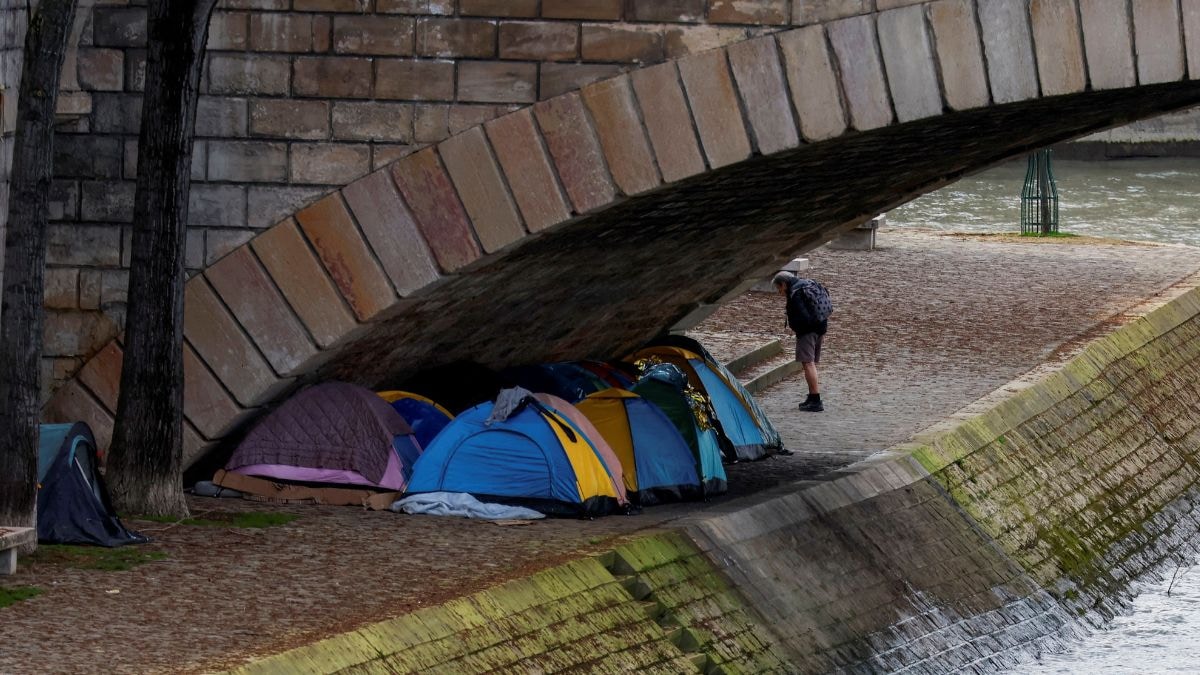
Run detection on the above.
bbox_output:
[223,382,421,491]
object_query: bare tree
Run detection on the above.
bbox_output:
[106,0,217,517]
[0,0,79,533]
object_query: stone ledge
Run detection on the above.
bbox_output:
[0,527,36,575]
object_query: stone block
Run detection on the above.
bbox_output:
[186,229,206,270]
[294,193,396,321]
[390,148,482,272]
[333,101,413,142]
[484,108,571,232]
[827,15,894,130]
[377,0,455,13]
[208,140,287,182]
[249,99,330,139]
[1078,0,1134,90]
[878,5,943,122]
[293,56,373,98]
[375,59,455,100]
[184,278,285,406]
[728,36,798,155]
[371,144,419,168]
[206,246,319,377]
[43,380,114,451]
[707,0,787,24]
[208,11,249,51]
[247,186,327,229]
[205,229,256,265]
[81,180,135,222]
[792,0,870,25]
[43,311,117,358]
[540,62,624,99]
[417,17,496,58]
[499,21,579,60]
[457,61,537,103]
[448,104,510,133]
[189,184,247,227]
[1187,0,1200,80]
[978,0,1039,103]
[44,268,79,310]
[49,181,79,222]
[628,0,704,22]
[341,169,442,295]
[461,0,538,16]
[678,48,751,169]
[580,75,660,195]
[100,270,129,306]
[582,24,665,63]
[777,27,846,141]
[196,96,249,137]
[77,48,123,91]
[1133,0,1186,84]
[438,127,525,253]
[123,50,147,93]
[77,341,123,411]
[1031,0,1087,96]
[207,54,290,95]
[249,13,313,53]
[90,93,142,134]
[183,342,248,441]
[541,0,623,20]
[663,24,751,59]
[46,225,121,267]
[289,143,371,184]
[79,271,102,310]
[630,61,705,182]
[334,15,414,55]
[54,136,122,178]
[533,92,615,214]
[92,7,146,48]
[928,0,991,110]
[413,104,450,142]
[251,218,358,347]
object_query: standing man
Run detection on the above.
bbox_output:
[773,272,832,412]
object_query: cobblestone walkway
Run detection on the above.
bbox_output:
[2,229,1198,674]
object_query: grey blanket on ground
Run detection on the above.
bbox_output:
[391,492,545,520]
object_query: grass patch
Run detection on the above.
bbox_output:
[29,545,166,571]
[0,586,42,608]
[1019,231,1078,238]
[136,511,297,529]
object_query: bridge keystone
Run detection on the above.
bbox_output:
[828,14,894,130]
[341,169,442,294]
[1031,0,1087,96]
[533,92,617,213]
[389,147,483,271]
[979,0,1040,104]
[728,36,800,155]
[928,0,990,110]
[777,26,847,140]
[483,108,572,232]
[1133,0,1186,84]
[1078,0,1136,91]
[629,62,707,182]
[678,48,753,168]
[438,125,527,253]
[580,75,662,196]
[878,5,943,121]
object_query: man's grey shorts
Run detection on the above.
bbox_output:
[795,333,822,364]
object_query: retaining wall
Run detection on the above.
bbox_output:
[226,281,1200,672]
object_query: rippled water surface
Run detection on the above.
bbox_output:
[892,157,1200,672]
[886,158,1200,246]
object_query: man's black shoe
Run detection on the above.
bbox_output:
[798,400,824,412]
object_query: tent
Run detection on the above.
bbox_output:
[501,363,609,403]
[575,389,702,505]
[37,422,146,547]
[630,366,728,497]
[214,382,421,503]
[574,360,637,389]
[646,335,783,454]
[633,342,781,461]
[532,393,630,507]
[406,390,623,517]
[377,390,454,450]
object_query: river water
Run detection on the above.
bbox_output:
[889,157,1200,673]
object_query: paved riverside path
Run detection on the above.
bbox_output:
[3,229,1200,674]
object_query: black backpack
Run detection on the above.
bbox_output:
[786,279,833,334]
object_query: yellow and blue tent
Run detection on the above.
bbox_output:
[405,393,623,517]
[377,390,454,450]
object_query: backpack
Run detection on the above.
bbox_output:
[786,279,833,334]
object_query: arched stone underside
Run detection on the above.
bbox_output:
[44,0,1200,470]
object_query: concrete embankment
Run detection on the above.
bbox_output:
[229,277,1200,672]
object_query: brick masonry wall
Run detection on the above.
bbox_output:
[223,284,1200,673]
[42,0,866,395]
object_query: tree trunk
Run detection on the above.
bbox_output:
[106,0,217,518]
[0,0,78,535]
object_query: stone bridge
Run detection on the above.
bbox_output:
[40,0,1200,470]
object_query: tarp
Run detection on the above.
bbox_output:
[37,423,147,547]
[575,389,702,505]
[392,492,545,520]
[406,393,622,517]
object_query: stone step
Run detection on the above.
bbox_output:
[744,360,803,395]
[725,339,783,376]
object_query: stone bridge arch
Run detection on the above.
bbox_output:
[44,0,1200,469]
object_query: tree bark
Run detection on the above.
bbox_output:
[106,0,217,518]
[0,0,78,534]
